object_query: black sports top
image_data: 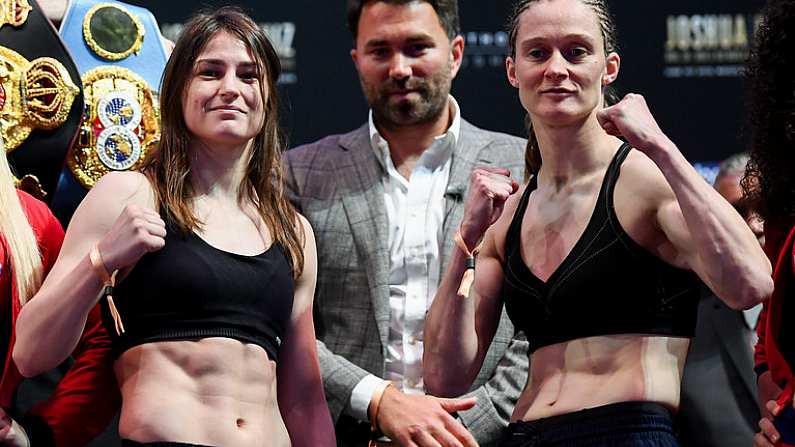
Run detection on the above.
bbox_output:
[502,144,700,353]
[101,212,294,361]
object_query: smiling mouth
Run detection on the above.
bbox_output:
[210,106,246,113]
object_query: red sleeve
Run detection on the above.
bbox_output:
[754,224,783,379]
[17,194,121,446]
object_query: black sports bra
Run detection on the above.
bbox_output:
[502,144,699,353]
[101,212,294,361]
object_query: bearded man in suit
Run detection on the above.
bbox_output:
[283,1,528,446]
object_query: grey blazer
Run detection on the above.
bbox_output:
[678,292,759,447]
[284,119,529,446]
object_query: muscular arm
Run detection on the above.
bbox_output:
[598,94,773,310]
[13,172,160,376]
[652,146,772,309]
[277,217,335,446]
[425,169,520,397]
[424,229,508,397]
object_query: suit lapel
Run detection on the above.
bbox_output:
[708,298,757,402]
[337,127,391,350]
[440,120,493,271]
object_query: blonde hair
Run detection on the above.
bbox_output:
[0,142,43,306]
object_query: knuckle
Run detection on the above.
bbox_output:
[406,423,424,438]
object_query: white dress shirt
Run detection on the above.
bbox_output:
[348,97,462,421]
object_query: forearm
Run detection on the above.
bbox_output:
[651,140,772,308]
[14,255,105,377]
[425,246,481,397]
[283,394,335,447]
[459,334,530,446]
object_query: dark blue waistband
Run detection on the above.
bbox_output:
[501,401,676,446]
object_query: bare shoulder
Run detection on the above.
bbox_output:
[613,149,677,250]
[293,212,317,280]
[616,149,675,206]
[89,171,155,207]
[295,212,316,250]
[70,171,155,236]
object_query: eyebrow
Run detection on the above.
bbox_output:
[520,33,597,47]
[195,59,258,69]
[363,33,435,49]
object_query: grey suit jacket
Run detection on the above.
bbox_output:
[284,119,529,446]
[678,291,759,447]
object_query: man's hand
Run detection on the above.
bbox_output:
[376,386,478,447]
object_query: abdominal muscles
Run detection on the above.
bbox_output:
[513,334,689,422]
[115,337,290,447]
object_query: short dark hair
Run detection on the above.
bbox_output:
[346,0,460,41]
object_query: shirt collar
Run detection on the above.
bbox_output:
[369,95,461,171]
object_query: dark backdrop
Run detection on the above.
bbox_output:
[127,0,766,168]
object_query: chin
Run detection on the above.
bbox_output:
[533,105,593,127]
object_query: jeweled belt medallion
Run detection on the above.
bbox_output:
[67,65,159,188]
[0,45,79,152]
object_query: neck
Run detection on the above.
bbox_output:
[188,138,251,201]
[375,99,453,165]
[534,111,622,190]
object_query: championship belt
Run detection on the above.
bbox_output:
[53,0,167,221]
[0,0,83,201]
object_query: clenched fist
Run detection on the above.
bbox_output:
[97,204,167,272]
[459,168,519,247]
[596,93,674,155]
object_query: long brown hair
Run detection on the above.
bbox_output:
[144,6,304,276]
[507,0,619,176]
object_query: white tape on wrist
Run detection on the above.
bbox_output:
[7,419,31,447]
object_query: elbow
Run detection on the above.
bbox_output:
[423,365,447,397]
[12,312,59,377]
[725,271,773,310]
[423,354,473,398]
[12,342,46,378]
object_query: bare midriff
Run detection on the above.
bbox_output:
[512,334,690,422]
[115,337,290,447]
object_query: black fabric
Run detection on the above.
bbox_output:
[102,213,294,362]
[498,401,678,447]
[17,413,56,446]
[502,144,700,353]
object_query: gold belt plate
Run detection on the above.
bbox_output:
[68,65,159,189]
[0,45,80,152]
[0,0,32,30]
